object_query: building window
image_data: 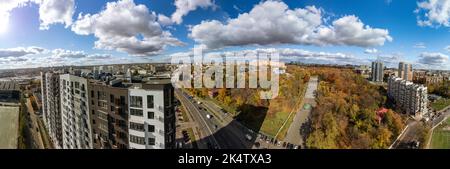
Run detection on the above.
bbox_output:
[130,96,143,108]
[120,96,125,105]
[130,108,143,117]
[130,135,145,145]
[147,95,154,109]
[147,112,154,119]
[110,94,114,102]
[130,122,145,132]
[147,125,155,132]
[148,137,155,145]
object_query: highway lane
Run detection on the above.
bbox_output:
[199,98,254,146]
[175,89,220,149]
[176,89,248,149]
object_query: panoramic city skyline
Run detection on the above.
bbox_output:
[0,0,449,70]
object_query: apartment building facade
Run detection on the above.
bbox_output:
[40,72,63,148]
[371,61,384,82]
[60,74,93,149]
[128,81,175,149]
[388,76,428,118]
[398,62,413,81]
[88,80,130,149]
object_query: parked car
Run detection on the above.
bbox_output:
[206,114,212,119]
[277,141,283,147]
[245,134,252,141]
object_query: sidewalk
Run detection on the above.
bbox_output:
[284,76,318,146]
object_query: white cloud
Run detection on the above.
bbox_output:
[413,42,427,48]
[0,0,75,31]
[190,1,392,49]
[0,46,45,57]
[0,0,32,32]
[416,0,450,27]
[171,0,214,24]
[364,48,378,54]
[158,14,173,26]
[418,52,449,65]
[169,48,363,65]
[51,49,87,58]
[445,45,450,52]
[0,47,129,69]
[37,0,75,30]
[71,0,184,56]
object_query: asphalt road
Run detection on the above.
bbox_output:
[199,98,253,148]
[176,89,249,149]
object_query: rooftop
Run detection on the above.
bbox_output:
[0,81,20,91]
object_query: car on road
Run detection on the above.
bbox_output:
[245,134,252,141]
[206,114,213,119]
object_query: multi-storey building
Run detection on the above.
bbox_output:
[371,61,384,82]
[89,79,131,149]
[388,76,428,118]
[40,72,63,148]
[40,68,176,149]
[60,74,93,149]
[398,62,413,81]
[128,80,175,149]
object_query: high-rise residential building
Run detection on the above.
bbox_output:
[371,61,384,82]
[128,80,175,149]
[398,62,413,81]
[40,68,176,149]
[60,74,93,149]
[89,79,131,149]
[41,72,63,148]
[388,76,428,118]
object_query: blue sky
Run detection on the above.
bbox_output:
[0,0,449,70]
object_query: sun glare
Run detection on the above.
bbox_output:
[0,17,8,34]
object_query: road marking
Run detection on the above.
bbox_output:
[176,90,221,149]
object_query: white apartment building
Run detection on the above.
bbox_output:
[60,74,93,149]
[371,61,384,82]
[41,72,63,149]
[398,62,413,81]
[388,76,428,118]
[128,81,175,149]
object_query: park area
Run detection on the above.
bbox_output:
[431,118,450,149]
[0,106,19,149]
[431,98,450,112]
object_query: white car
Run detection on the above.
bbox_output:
[206,114,212,119]
[245,134,252,141]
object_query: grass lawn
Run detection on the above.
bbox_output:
[259,111,291,138]
[431,118,450,149]
[431,98,450,111]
